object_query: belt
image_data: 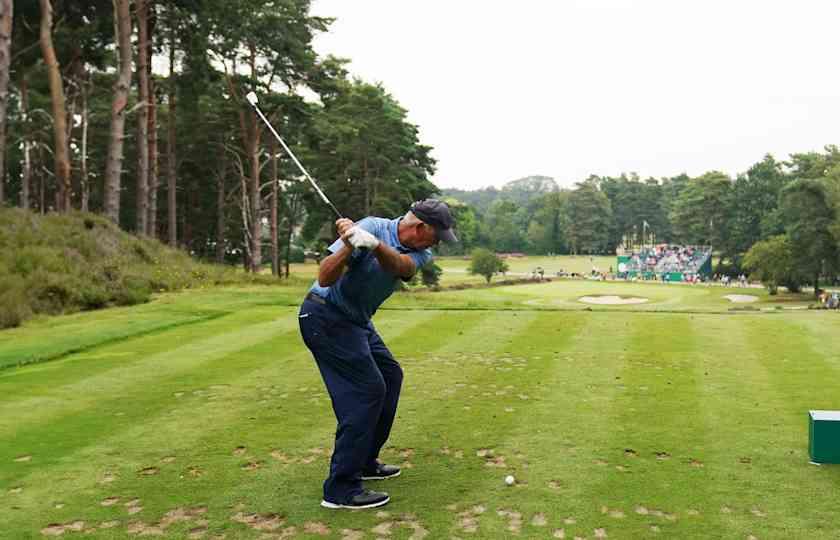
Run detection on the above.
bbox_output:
[305,292,327,305]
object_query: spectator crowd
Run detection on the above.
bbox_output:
[624,245,711,275]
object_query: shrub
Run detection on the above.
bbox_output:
[468,248,507,283]
[421,262,443,288]
[0,275,31,328]
[0,209,268,328]
[287,246,305,264]
[743,235,805,294]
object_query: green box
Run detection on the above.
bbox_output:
[808,411,840,464]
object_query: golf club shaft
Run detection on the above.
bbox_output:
[247,99,343,219]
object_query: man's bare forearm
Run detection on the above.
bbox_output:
[373,243,415,279]
[318,245,354,287]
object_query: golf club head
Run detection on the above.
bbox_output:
[245,92,259,106]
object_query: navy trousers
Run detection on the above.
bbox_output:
[298,297,403,503]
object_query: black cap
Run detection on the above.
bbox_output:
[411,199,458,243]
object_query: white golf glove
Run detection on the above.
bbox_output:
[347,227,380,250]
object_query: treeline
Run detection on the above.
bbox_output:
[0,1,438,274]
[2,3,838,293]
[441,153,840,291]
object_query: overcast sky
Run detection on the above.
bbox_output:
[311,0,840,191]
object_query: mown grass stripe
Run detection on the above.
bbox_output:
[732,316,840,538]
[492,312,637,537]
[1,328,311,534]
[0,308,445,537]
[582,313,718,538]
[353,310,594,536]
[0,308,296,427]
[0,309,231,371]
[0,311,301,473]
[451,311,597,537]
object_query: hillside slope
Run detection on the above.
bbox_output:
[0,209,269,328]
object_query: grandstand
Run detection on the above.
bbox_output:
[616,244,712,282]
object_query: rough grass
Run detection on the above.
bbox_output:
[0,209,280,329]
[1,280,839,538]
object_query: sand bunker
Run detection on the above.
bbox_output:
[579,295,649,305]
[724,294,758,303]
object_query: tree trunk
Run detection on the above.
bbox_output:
[270,140,279,276]
[20,74,31,210]
[0,0,12,206]
[147,1,158,236]
[148,77,158,236]
[249,134,261,272]
[135,0,150,233]
[248,49,261,273]
[285,197,296,278]
[67,47,85,210]
[240,169,251,271]
[166,15,177,246]
[38,144,45,213]
[39,0,71,212]
[80,79,89,211]
[216,158,226,264]
[104,0,133,223]
[65,52,78,207]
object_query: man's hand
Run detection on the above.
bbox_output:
[336,218,355,247]
[347,227,380,250]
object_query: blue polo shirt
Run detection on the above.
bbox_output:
[309,217,432,325]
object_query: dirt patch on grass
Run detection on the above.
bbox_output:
[451,504,486,534]
[497,509,523,534]
[159,507,207,528]
[126,522,165,536]
[100,472,117,484]
[304,522,331,535]
[124,499,142,515]
[41,521,85,536]
[231,512,285,532]
[187,526,208,538]
[579,295,649,305]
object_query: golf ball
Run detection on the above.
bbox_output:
[505,475,515,485]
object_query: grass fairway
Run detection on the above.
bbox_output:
[287,255,618,286]
[2,280,839,539]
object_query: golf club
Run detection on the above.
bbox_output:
[245,91,343,219]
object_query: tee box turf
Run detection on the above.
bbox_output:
[808,411,840,464]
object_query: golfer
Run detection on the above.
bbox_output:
[298,199,457,509]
